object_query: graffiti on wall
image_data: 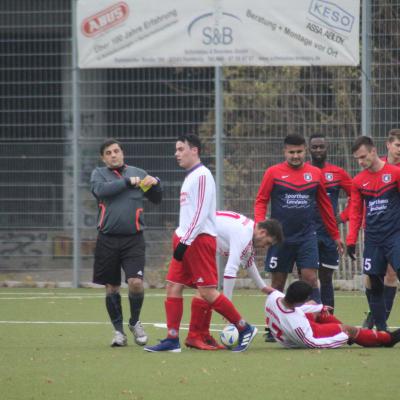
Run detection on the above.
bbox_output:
[0,231,96,270]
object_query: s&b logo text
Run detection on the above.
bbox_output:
[188,12,242,45]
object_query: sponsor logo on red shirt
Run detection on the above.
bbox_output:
[325,172,333,181]
[304,173,312,182]
[382,174,392,183]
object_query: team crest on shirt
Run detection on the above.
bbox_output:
[325,173,333,181]
[304,173,312,182]
[382,174,392,183]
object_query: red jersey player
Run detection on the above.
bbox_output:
[254,134,343,304]
[363,129,400,328]
[308,133,352,312]
[346,136,400,332]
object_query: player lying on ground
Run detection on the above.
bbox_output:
[265,280,400,349]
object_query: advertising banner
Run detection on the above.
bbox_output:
[77,0,360,68]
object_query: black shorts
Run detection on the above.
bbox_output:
[93,232,146,286]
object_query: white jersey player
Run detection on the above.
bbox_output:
[216,211,283,300]
[176,164,217,245]
[265,289,348,348]
[264,281,400,349]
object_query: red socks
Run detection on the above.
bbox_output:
[170,294,246,339]
[353,329,391,347]
[211,293,245,330]
[187,297,212,338]
[165,297,183,338]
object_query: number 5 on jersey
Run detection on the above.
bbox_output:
[269,256,278,269]
[363,257,372,272]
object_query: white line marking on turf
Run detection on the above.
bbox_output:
[0,293,196,300]
[153,323,167,328]
[0,296,106,300]
[0,292,367,301]
[0,320,397,331]
[0,320,110,325]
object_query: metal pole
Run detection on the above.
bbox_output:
[71,0,81,288]
[361,0,372,136]
[215,66,224,288]
[215,66,224,211]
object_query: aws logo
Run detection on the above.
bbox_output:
[81,2,129,37]
[187,12,242,45]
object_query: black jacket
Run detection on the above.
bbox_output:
[90,165,162,235]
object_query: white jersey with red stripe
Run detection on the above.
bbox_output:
[265,290,349,349]
[216,211,255,276]
[175,163,217,245]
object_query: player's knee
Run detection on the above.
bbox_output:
[166,281,184,297]
[384,266,398,286]
[300,270,318,288]
[198,286,219,304]
[106,284,120,294]
[369,275,384,296]
[127,277,143,292]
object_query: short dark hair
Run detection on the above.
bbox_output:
[177,133,202,156]
[351,136,375,153]
[284,134,306,146]
[257,219,284,244]
[100,138,123,155]
[308,133,326,143]
[285,281,313,305]
[387,128,400,143]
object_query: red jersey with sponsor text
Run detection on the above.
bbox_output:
[306,161,352,235]
[346,163,400,245]
[254,161,339,243]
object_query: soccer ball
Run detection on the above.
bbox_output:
[219,324,239,348]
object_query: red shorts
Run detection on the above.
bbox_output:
[166,233,218,288]
[305,313,343,338]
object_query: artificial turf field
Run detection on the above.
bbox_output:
[1,288,399,400]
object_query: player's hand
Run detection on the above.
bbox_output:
[346,244,356,261]
[173,242,188,261]
[129,176,141,186]
[335,239,344,255]
[261,286,275,295]
[140,175,158,187]
[321,305,333,315]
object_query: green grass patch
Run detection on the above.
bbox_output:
[0,288,399,400]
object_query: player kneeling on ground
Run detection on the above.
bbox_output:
[265,281,400,349]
